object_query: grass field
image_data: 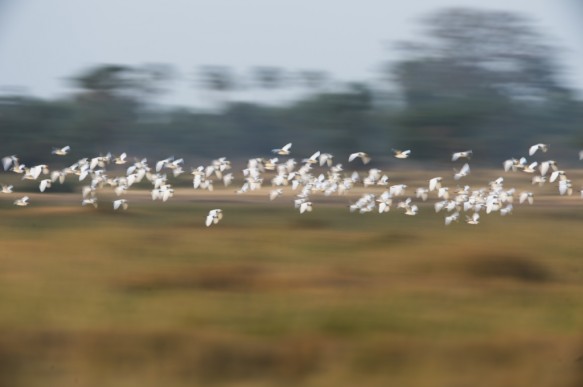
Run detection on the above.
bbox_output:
[1,186,583,386]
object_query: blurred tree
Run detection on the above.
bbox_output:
[198,65,237,108]
[251,66,287,89]
[130,63,177,101]
[285,82,373,155]
[296,70,330,91]
[72,65,134,97]
[69,65,140,150]
[390,7,574,159]
[0,96,66,162]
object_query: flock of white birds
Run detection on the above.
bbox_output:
[1,143,582,227]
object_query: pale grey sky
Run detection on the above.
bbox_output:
[0,0,581,106]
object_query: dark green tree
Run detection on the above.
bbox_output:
[296,70,330,91]
[197,65,238,109]
[251,67,287,89]
[69,65,141,150]
[389,7,574,159]
[285,83,373,155]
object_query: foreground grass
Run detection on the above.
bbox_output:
[0,199,582,387]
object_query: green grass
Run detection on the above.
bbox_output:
[0,198,582,386]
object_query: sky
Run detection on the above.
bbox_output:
[0,0,581,107]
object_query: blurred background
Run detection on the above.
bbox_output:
[0,1,583,386]
[0,0,582,162]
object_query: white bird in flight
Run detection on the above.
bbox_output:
[319,153,334,167]
[114,152,127,164]
[52,146,71,156]
[519,191,534,205]
[206,209,223,226]
[272,143,292,155]
[269,188,283,201]
[302,151,321,164]
[389,184,407,197]
[452,150,472,161]
[14,196,29,206]
[549,170,566,183]
[156,157,174,172]
[503,157,526,172]
[466,212,480,225]
[377,195,392,213]
[348,152,371,165]
[429,177,442,192]
[2,155,19,171]
[522,161,538,174]
[113,199,129,210]
[39,179,52,192]
[558,180,573,196]
[445,212,459,225]
[539,160,557,176]
[299,201,313,214]
[500,204,513,216]
[400,198,418,216]
[416,187,429,201]
[529,143,549,156]
[454,163,470,180]
[392,149,411,159]
[23,164,49,181]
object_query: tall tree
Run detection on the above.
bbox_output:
[70,65,140,149]
[286,83,373,155]
[296,70,330,91]
[251,66,287,89]
[197,65,237,109]
[389,8,573,158]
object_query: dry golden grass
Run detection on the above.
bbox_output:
[0,193,582,387]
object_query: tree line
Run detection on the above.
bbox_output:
[1,8,582,165]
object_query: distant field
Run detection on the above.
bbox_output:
[1,177,583,386]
